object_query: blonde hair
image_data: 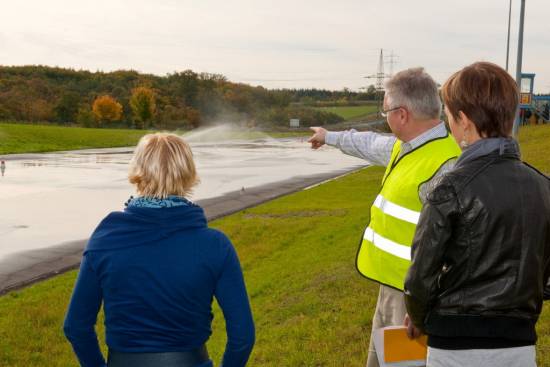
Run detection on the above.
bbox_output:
[128,133,199,199]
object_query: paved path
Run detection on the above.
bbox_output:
[0,167,362,295]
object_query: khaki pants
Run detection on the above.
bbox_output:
[366,284,407,367]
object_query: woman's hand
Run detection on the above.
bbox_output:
[404,313,423,340]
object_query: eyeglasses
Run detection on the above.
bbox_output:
[380,106,402,117]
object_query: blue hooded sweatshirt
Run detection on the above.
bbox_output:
[63,200,255,367]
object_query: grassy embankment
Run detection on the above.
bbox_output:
[0,123,150,155]
[0,124,549,366]
[0,122,308,155]
[315,105,378,121]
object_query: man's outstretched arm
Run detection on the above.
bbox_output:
[308,126,396,166]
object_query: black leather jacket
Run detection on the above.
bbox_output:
[404,138,550,348]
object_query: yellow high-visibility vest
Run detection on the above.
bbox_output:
[356,133,460,290]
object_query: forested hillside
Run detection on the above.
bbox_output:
[0,66,375,129]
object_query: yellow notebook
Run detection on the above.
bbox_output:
[383,327,427,363]
[373,326,427,366]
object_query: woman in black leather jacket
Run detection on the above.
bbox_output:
[404,62,550,367]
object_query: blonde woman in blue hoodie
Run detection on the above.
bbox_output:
[64,133,255,367]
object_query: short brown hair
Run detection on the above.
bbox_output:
[128,133,199,198]
[441,62,518,137]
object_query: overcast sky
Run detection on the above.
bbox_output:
[1,0,549,92]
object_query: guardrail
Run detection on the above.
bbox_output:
[532,105,550,123]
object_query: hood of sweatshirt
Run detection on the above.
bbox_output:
[85,203,207,253]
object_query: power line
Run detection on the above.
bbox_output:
[364,49,394,115]
[386,51,399,77]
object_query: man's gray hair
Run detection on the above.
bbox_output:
[384,67,441,120]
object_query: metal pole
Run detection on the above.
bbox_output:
[513,0,526,137]
[506,0,512,71]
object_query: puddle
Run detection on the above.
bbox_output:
[0,137,366,263]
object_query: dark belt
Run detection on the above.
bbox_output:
[107,346,210,367]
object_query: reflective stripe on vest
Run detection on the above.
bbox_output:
[363,227,411,260]
[356,133,461,290]
[372,194,421,225]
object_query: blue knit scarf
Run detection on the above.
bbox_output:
[125,195,193,208]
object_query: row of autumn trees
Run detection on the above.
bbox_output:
[0,66,376,129]
[91,88,157,129]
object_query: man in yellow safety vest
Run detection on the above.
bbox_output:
[308,67,461,367]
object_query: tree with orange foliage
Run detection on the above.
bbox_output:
[92,95,123,125]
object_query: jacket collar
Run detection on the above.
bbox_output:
[456,137,520,168]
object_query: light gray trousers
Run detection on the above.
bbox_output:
[427,346,537,367]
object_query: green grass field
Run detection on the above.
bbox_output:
[0,122,308,155]
[0,123,151,155]
[316,105,378,121]
[0,124,549,366]
[517,124,550,172]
